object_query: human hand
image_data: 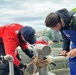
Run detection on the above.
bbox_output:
[48,40,54,45]
[62,50,67,57]
[67,48,76,58]
[25,64,29,69]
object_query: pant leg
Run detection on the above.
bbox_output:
[14,65,24,75]
[69,57,76,75]
[0,60,24,75]
[0,42,9,75]
[0,60,9,75]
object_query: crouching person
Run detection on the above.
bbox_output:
[0,23,37,75]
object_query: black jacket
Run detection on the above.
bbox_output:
[56,8,76,52]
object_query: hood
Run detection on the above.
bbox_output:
[56,8,73,28]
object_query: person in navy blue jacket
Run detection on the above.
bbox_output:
[45,8,76,75]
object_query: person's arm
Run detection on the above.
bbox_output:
[3,38,24,66]
[44,30,54,45]
[21,43,36,59]
[3,38,28,71]
[60,30,70,52]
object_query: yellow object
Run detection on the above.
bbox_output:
[58,42,61,44]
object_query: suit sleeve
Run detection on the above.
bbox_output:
[21,43,34,58]
[3,38,20,67]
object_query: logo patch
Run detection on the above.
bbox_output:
[65,34,70,37]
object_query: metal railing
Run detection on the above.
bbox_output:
[0,55,14,75]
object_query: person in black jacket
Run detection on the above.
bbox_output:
[45,8,76,75]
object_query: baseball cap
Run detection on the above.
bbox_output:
[21,26,36,44]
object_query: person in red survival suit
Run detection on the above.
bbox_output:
[0,23,37,75]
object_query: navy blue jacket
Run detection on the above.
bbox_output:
[56,8,76,52]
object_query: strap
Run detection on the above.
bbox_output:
[69,18,73,29]
[68,12,76,30]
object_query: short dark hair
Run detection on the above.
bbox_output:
[45,13,60,27]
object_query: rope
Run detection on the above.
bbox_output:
[23,70,31,75]
[33,57,52,68]
[23,57,52,75]
[23,61,34,75]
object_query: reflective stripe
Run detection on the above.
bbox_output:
[69,19,73,29]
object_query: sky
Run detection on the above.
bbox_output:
[0,0,76,31]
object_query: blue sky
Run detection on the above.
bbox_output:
[0,0,76,31]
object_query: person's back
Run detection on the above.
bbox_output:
[0,23,23,38]
[54,30,62,43]
[44,30,61,45]
[44,29,54,42]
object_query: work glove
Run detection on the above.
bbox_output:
[18,62,28,71]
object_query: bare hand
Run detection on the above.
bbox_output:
[62,50,67,57]
[48,40,54,45]
[67,48,76,58]
[26,64,29,69]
